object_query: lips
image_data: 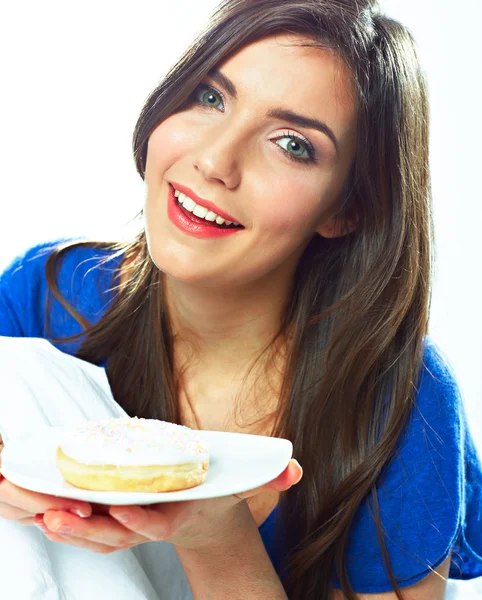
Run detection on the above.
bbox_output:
[169,181,240,225]
[167,185,244,239]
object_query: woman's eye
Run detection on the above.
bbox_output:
[193,85,224,110]
[275,134,316,163]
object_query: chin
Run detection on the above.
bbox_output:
[145,243,222,287]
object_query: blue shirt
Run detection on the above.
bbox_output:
[1,240,481,593]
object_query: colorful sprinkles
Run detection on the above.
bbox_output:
[64,417,208,456]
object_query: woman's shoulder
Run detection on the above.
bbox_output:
[0,237,124,341]
[413,335,466,435]
[330,335,482,592]
[1,237,121,275]
[419,336,462,398]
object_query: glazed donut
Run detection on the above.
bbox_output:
[56,417,209,492]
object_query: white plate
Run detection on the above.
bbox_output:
[0,427,293,505]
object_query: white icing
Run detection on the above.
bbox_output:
[58,417,209,466]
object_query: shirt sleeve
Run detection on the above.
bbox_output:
[0,239,121,353]
[0,241,59,338]
[329,336,482,593]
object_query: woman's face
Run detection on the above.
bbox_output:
[144,33,357,289]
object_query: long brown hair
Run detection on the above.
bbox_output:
[44,0,434,597]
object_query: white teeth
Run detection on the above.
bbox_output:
[173,188,241,227]
[181,194,196,212]
[204,211,217,222]
[193,205,208,218]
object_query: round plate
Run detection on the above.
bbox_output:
[0,427,293,505]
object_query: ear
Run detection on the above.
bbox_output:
[315,214,356,238]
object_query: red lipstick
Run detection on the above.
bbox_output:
[170,182,240,224]
[167,184,244,239]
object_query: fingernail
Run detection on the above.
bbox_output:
[115,513,130,523]
[34,522,49,533]
[69,508,90,518]
[55,524,72,534]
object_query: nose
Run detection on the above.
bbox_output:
[192,122,243,190]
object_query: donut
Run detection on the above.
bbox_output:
[56,417,209,492]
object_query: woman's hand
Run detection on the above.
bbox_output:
[0,435,92,526]
[36,458,303,554]
[0,477,92,527]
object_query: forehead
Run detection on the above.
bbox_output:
[216,33,357,154]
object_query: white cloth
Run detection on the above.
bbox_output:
[0,337,193,600]
[0,337,480,599]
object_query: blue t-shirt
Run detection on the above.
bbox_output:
[1,240,481,594]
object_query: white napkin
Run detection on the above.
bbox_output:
[0,336,193,600]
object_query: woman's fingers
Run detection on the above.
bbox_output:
[42,529,131,555]
[0,508,36,526]
[32,458,303,554]
[0,501,33,521]
[109,504,174,542]
[42,510,146,548]
[0,478,92,519]
[235,458,303,500]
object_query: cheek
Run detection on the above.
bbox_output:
[255,177,327,235]
[145,116,194,176]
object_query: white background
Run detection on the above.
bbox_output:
[0,1,480,448]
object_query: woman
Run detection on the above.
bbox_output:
[0,0,481,598]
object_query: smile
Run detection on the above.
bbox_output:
[174,190,241,228]
[167,185,245,239]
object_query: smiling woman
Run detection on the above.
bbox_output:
[0,0,481,599]
[143,33,356,288]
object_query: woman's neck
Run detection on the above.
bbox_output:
[164,271,292,434]
[164,272,292,376]
[120,251,292,430]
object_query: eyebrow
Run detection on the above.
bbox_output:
[207,68,340,155]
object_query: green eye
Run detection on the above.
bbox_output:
[276,136,310,159]
[195,85,224,110]
[274,132,317,163]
